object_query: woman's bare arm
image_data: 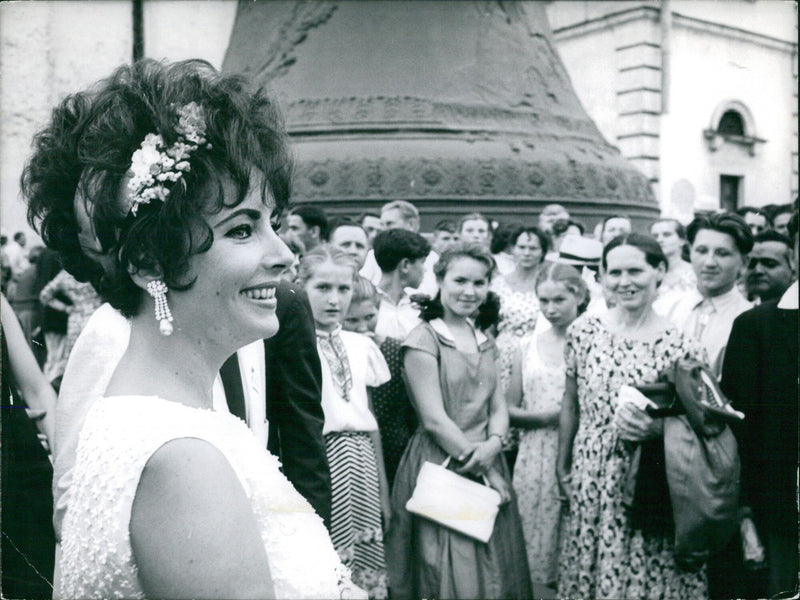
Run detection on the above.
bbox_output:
[130,438,275,599]
[556,375,579,500]
[1,294,56,444]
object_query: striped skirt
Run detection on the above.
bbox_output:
[325,431,388,599]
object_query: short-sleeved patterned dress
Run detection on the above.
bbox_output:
[491,276,540,392]
[385,319,532,600]
[370,337,417,489]
[557,315,707,599]
[491,276,540,454]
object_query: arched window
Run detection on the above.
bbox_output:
[716,110,745,136]
[704,100,764,156]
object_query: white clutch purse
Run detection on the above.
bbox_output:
[405,457,502,543]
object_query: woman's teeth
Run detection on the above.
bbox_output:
[243,287,276,300]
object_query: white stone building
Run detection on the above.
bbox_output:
[546,0,798,219]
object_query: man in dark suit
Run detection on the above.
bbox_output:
[721,212,798,599]
[263,281,332,528]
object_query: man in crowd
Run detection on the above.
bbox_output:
[547,218,585,260]
[557,234,605,314]
[373,228,430,341]
[666,212,753,377]
[380,200,420,232]
[262,280,331,528]
[379,200,438,296]
[431,219,457,256]
[721,212,799,599]
[359,211,384,244]
[538,203,570,234]
[600,215,632,245]
[737,206,772,237]
[287,205,328,252]
[771,204,794,238]
[744,230,795,302]
[329,218,370,271]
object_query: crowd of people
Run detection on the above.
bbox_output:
[1,58,797,600]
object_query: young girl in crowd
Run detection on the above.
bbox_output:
[342,276,417,490]
[506,262,589,589]
[386,242,531,600]
[298,247,392,599]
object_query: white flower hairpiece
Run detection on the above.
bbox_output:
[125,102,212,216]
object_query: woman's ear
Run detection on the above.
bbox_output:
[128,263,165,292]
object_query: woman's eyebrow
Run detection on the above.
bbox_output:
[213,208,261,227]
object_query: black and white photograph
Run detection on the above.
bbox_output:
[0,1,797,599]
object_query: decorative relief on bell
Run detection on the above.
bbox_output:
[225,1,658,226]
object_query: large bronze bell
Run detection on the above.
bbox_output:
[223,1,657,229]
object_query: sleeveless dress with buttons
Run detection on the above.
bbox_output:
[56,395,359,600]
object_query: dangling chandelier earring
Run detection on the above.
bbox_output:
[146,280,174,336]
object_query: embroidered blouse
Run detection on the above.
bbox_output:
[317,328,390,435]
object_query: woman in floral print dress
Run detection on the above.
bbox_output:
[556,233,707,600]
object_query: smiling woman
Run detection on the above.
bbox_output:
[21,59,363,599]
[556,233,708,599]
[386,242,532,600]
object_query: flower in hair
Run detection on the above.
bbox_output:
[125,102,211,216]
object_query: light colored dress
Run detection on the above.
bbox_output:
[386,319,532,600]
[491,276,540,392]
[39,269,102,379]
[491,275,540,453]
[511,332,564,586]
[557,315,707,600]
[56,395,359,600]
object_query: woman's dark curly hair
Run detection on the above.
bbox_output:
[22,59,292,317]
[418,242,497,329]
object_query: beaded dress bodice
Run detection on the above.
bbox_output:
[56,395,356,599]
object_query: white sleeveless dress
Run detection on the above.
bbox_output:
[511,332,565,586]
[56,395,361,599]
